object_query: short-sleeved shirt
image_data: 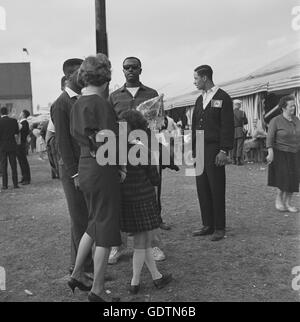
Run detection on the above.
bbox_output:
[109,83,158,119]
[266,114,300,153]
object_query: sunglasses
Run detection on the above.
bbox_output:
[123,64,140,70]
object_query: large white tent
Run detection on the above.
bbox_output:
[165,49,300,135]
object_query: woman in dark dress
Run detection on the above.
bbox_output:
[119,110,172,295]
[68,54,122,302]
[266,95,300,213]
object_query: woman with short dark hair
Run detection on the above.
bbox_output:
[266,95,300,213]
[68,54,121,302]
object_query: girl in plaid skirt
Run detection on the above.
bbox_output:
[119,110,172,294]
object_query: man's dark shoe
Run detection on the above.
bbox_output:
[160,222,171,231]
[192,226,214,237]
[14,185,20,189]
[211,230,225,241]
[1,186,8,190]
[153,273,173,289]
[21,181,30,185]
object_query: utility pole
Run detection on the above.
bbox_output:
[95,0,109,98]
[95,0,108,56]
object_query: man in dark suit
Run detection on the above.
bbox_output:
[51,58,93,275]
[192,65,234,241]
[0,107,20,189]
[17,109,31,184]
[232,99,248,165]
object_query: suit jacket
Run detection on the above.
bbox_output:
[192,88,234,153]
[51,91,80,178]
[0,116,19,152]
[19,119,30,146]
[234,109,248,139]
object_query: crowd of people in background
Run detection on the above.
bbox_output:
[0,53,299,303]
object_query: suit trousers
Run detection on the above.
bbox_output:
[233,137,244,158]
[47,136,60,179]
[60,165,93,272]
[16,144,31,182]
[196,143,226,230]
[0,150,18,188]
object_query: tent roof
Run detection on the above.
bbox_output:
[0,63,32,100]
[165,49,300,110]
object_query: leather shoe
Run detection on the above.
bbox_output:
[1,186,8,190]
[13,185,20,189]
[211,230,225,241]
[21,181,30,185]
[153,273,173,289]
[129,284,140,295]
[192,226,214,236]
[160,222,171,231]
[88,291,120,302]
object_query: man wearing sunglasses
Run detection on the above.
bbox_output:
[109,57,169,264]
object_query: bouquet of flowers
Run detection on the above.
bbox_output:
[136,94,165,130]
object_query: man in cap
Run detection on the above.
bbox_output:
[51,58,93,276]
[232,99,248,165]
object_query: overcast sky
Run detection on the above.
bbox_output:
[0,0,299,112]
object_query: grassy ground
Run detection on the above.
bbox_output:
[0,154,299,302]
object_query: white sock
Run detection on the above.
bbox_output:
[131,249,146,286]
[145,248,162,280]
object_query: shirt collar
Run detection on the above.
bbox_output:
[20,119,27,123]
[65,86,79,98]
[203,86,218,95]
[1,115,8,118]
[121,83,146,92]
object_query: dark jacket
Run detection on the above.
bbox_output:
[0,116,19,152]
[51,91,80,178]
[192,88,234,152]
[109,83,158,119]
[121,143,160,203]
[19,119,30,145]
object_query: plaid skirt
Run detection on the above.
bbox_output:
[268,149,299,193]
[120,198,162,233]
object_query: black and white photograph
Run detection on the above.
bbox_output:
[0,0,300,306]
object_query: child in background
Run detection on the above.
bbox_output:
[32,127,46,160]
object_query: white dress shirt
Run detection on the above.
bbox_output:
[65,86,79,99]
[202,86,219,110]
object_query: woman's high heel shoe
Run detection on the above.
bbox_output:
[88,291,121,302]
[88,292,106,302]
[67,277,92,293]
[275,200,287,212]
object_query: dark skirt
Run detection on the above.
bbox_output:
[79,157,122,247]
[120,199,162,233]
[268,149,299,193]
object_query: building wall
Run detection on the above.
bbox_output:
[0,98,33,118]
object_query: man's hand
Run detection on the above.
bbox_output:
[215,151,227,167]
[73,176,80,190]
